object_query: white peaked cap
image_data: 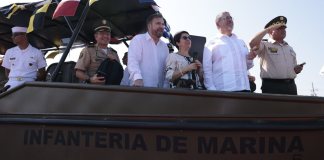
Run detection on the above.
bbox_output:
[11,26,27,33]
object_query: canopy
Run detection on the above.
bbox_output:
[0,0,158,54]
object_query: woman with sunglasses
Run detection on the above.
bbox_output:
[165,31,203,89]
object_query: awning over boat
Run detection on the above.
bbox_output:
[0,0,159,54]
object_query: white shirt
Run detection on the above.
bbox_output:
[203,34,253,91]
[2,44,46,79]
[2,44,47,88]
[128,32,169,88]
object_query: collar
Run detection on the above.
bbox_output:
[18,44,31,53]
[268,38,288,45]
[217,32,238,39]
[95,44,109,50]
[145,32,161,44]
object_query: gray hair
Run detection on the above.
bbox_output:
[215,11,230,27]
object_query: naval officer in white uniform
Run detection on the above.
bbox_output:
[1,26,47,90]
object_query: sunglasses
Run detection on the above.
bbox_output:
[181,36,191,40]
[12,32,26,37]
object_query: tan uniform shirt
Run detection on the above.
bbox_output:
[75,45,119,77]
[256,39,297,79]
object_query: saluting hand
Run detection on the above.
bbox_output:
[267,23,286,31]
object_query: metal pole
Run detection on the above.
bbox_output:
[51,1,91,82]
[54,0,74,33]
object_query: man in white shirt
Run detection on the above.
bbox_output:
[203,11,253,92]
[127,13,169,88]
[1,26,47,90]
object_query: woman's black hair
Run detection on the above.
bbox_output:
[173,31,189,49]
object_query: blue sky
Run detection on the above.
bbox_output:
[1,0,323,96]
[155,0,324,96]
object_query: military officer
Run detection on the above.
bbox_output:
[1,26,47,90]
[75,19,120,84]
[249,16,303,95]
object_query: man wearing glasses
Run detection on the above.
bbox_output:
[75,19,120,84]
[203,11,253,92]
[1,26,47,90]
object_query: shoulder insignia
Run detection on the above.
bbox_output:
[87,43,95,48]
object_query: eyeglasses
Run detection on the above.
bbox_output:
[12,32,26,37]
[181,36,191,40]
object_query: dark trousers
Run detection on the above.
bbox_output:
[261,79,297,95]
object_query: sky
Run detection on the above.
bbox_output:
[1,0,323,96]
[154,0,324,97]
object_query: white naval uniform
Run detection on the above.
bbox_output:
[1,44,47,89]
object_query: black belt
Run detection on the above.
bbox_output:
[262,78,295,83]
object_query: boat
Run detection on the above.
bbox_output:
[0,0,324,159]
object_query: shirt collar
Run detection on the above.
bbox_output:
[18,44,31,53]
[145,32,162,44]
[217,32,238,39]
[268,38,288,45]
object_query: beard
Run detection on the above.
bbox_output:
[153,28,164,38]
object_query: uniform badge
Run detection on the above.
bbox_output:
[268,47,278,53]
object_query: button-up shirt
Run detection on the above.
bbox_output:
[256,39,297,79]
[2,44,46,79]
[128,32,169,88]
[75,45,119,78]
[203,34,253,91]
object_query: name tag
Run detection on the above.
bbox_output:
[268,47,278,53]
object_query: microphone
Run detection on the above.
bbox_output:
[191,52,198,86]
[192,52,198,61]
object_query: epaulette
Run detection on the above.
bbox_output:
[87,43,95,48]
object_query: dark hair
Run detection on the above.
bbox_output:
[146,13,164,25]
[173,31,189,49]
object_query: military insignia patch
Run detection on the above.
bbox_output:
[268,47,278,53]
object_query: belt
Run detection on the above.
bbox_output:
[262,78,294,83]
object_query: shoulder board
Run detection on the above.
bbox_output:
[87,43,95,48]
